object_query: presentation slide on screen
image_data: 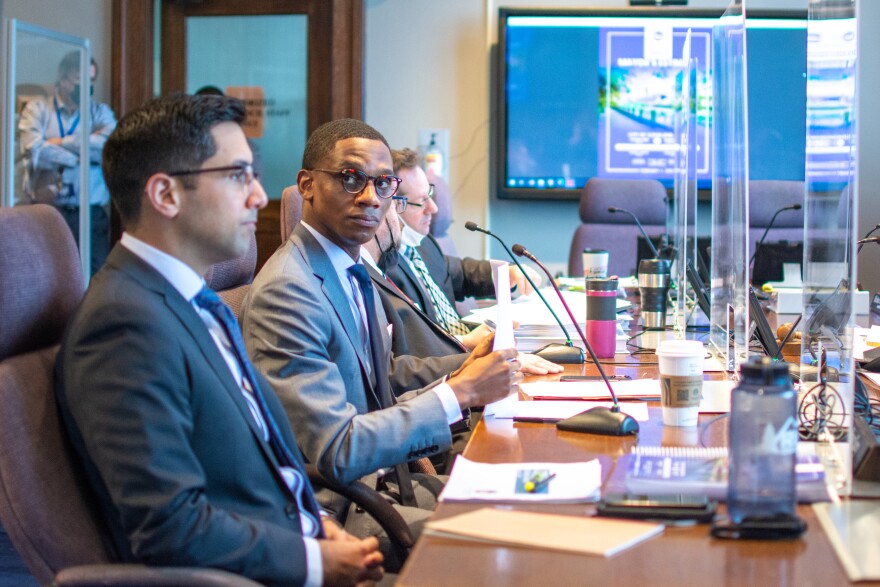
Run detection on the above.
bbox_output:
[503,14,852,193]
[805,18,857,184]
[597,25,711,181]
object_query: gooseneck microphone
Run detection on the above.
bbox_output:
[857,225,880,253]
[748,203,802,267]
[608,207,659,258]
[512,244,638,436]
[465,221,584,364]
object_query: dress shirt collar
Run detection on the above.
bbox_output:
[399,221,426,249]
[300,221,362,272]
[359,247,382,276]
[120,233,204,301]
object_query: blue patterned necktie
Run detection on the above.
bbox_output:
[193,286,324,530]
[347,264,418,507]
[404,246,470,336]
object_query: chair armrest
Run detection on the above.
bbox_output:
[305,464,415,561]
[52,564,264,587]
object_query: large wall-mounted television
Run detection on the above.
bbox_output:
[496,8,810,200]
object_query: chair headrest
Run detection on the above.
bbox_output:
[748,180,805,228]
[0,205,84,360]
[427,171,453,237]
[579,178,668,225]
[281,185,304,242]
[204,232,257,291]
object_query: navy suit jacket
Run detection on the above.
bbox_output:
[366,263,468,361]
[55,245,316,587]
[387,234,494,324]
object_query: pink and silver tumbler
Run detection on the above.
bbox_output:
[585,277,618,359]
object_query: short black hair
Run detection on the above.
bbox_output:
[301,118,389,170]
[58,50,97,80]
[102,93,246,226]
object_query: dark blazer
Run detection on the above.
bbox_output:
[242,224,463,486]
[366,263,469,361]
[55,245,315,587]
[387,234,495,324]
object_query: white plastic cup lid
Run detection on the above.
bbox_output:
[656,339,705,359]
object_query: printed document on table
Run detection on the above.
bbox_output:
[520,378,661,400]
[439,457,601,503]
[492,399,649,422]
[490,260,516,351]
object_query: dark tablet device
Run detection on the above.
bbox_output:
[596,495,717,523]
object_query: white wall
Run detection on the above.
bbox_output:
[366,0,878,287]
[1,0,112,102]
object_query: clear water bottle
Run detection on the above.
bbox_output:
[727,356,798,523]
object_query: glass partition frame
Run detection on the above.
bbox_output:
[709,2,750,373]
[798,1,858,497]
[4,20,91,281]
[672,32,700,336]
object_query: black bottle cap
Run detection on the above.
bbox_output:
[739,356,791,385]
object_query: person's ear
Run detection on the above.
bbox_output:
[297,169,314,203]
[143,173,182,219]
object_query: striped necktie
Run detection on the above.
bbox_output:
[404,246,470,336]
[194,286,324,533]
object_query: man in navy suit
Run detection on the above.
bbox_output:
[55,94,382,587]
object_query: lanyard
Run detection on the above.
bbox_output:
[54,96,80,138]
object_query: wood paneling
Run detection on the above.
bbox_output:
[256,200,282,274]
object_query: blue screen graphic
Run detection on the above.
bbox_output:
[502,14,812,193]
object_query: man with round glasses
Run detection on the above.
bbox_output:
[388,148,541,338]
[241,119,522,567]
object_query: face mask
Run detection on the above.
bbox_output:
[70,84,80,104]
[374,220,400,272]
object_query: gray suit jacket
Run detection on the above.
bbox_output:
[242,224,463,486]
[55,245,315,587]
[387,234,495,324]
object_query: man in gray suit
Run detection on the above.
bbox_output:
[241,120,521,546]
[56,94,383,586]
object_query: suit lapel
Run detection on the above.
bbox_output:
[291,226,381,409]
[107,246,285,472]
[397,255,437,321]
[367,264,467,352]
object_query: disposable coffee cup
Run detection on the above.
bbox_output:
[582,249,609,279]
[656,340,704,427]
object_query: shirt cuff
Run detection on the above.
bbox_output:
[303,537,323,587]
[432,382,464,425]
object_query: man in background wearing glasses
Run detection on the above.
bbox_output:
[241,119,522,567]
[387,148,540,339]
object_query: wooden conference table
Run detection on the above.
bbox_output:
[397,350,877,586]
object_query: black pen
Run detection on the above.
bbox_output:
[513,416,559,423]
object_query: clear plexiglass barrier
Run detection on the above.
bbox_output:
[672,32,702,336]
[709,2,750,373]
[799,1,858,497]
[3,20,92,282]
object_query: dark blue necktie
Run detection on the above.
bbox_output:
[347,264,418,507]
[193,286,324,531]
